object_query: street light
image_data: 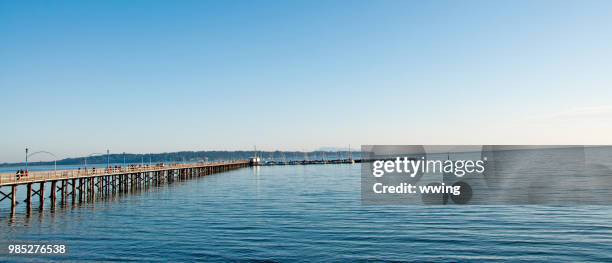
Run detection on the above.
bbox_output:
[25,147,28,173]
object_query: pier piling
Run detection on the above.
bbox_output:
[39,182,45,210]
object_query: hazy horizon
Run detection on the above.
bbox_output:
[1,148,360,165]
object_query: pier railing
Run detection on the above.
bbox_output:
[0,161,248,186]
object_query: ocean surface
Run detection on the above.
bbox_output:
[1,164,611,261]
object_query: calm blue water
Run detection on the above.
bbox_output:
[1,164,611,261]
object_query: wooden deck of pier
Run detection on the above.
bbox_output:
[0,161,250,214]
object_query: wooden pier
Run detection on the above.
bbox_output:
[0,161,250,214]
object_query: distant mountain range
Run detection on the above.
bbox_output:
[0,150,361,167]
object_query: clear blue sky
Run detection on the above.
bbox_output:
[1,0,612,162]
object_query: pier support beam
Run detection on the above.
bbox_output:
[50,181,57,209]
[39,182,45,210]
[90,177,95,201]
[26,183,32,212]
[61,180,67,205]
[78,179,84,203]
[11,185,17,212]
[72,179,76,204]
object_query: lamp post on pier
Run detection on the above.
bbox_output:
[25,147,29,173]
